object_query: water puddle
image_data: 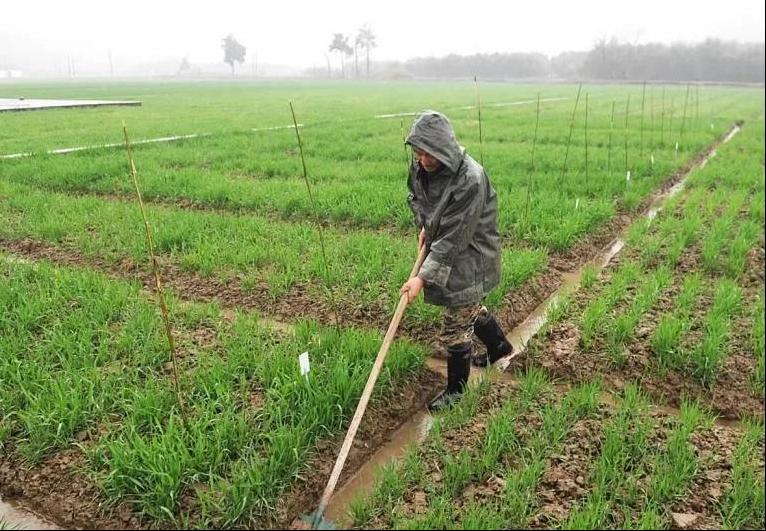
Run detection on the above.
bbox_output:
[0,497,60,530]
[1,133,209,160]
[322,412,434,527]
[0,98,140,112]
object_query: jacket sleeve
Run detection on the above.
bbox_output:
[418,178,483,288]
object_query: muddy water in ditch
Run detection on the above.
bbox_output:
[0,498,60,530]
[321,125,741,528]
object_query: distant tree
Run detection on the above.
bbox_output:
[176,57,191,76]
[357,26,376,77]
[353,34,361,77]
[329,33,353,78]
[222,34,247,76]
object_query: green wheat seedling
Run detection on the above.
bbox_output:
[650,273,704,369]
[606,266,672,364]
[701,214,735,275]
[690,278,742,386]
[627,400,712,528]
[579,262,641,349]
[726,219,760,278]
[719,419,766,529]
[563,384,653,530]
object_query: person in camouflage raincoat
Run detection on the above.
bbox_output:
[399,110,514,411]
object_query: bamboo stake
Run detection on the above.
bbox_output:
[608,100,615,178]
[695,84,700,126]
[584,92,589,191]
[680,83,691,149]
[289,102,341,331]
[524,92,541,228]
[640,81,646,156]
[660,87,665,145]
[649,85,654,152]
[624,95,631,183]
[558,83,582,217]
[474,76,484,166]
[122,123,188,428]
[669,96,676,157]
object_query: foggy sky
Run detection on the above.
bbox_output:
[1,0,764,74]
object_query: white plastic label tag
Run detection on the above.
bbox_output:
[626,171,631,181]
[299,352,310,378]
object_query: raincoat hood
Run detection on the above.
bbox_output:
[405,110,464,174]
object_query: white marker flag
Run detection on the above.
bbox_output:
[299,351,310,379]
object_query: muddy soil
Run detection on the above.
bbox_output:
[0,369,442,530]
[362,379,755,530]
[0,123,734,351]
[527,236,764,420]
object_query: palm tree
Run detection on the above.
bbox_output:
[328,33,353,78]
[356,26,376,78]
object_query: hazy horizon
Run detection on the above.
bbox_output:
[1,0,764,76]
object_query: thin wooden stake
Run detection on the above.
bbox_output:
[559,83,583,216]
[608,100,615,178]
[289,102,341,331]
[474,76,484,166]
[640,81,646,156]
[122,123,189,428]
[680,83,691,149]
[660,87,665,145]
[524,92,541,228]
[584,92,589,191]
[624,95,631,182]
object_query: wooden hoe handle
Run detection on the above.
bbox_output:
[311,245,428,528]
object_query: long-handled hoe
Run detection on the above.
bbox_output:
[302,245,427,529]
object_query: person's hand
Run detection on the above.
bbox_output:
[418,228,426,252]
[400,276,425,304]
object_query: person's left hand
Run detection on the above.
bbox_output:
[400,276,425,304]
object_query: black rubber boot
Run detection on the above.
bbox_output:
[472,313,513,367]
[429,342,472,412]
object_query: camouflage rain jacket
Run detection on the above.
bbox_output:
[405,110,501,307]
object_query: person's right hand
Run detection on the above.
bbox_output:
[418,227,426,252]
